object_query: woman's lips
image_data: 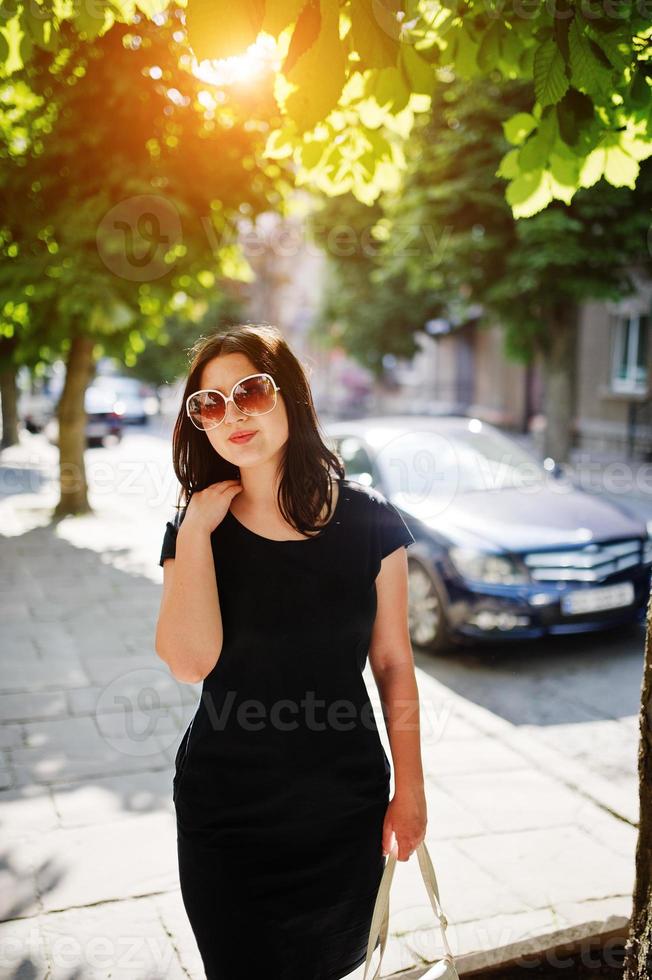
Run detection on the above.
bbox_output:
[228,431,258,444]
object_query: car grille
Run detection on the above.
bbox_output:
[522,538,643,583]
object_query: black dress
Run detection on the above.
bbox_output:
[158,477,416,980]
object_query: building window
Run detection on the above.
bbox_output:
[611,313,649,394]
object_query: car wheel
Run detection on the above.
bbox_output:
[407,557,451,653]
[102,430,123,447]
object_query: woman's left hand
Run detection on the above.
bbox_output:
[382,784,427,861]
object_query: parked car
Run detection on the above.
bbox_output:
[44,384,124,448]
[90,375,159,425]
[19,389,57,434]
[325,415,652,652]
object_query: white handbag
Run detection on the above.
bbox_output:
[363,840,460,980]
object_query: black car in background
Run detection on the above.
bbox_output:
[326,415,652,652]
[44,384,124,448]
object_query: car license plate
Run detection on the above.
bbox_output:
[561,581,635,615]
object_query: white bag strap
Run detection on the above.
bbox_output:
[363,841,456,980]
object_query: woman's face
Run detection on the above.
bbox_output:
[197,352,289,471]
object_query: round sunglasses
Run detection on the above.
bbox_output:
[186,372,281,431]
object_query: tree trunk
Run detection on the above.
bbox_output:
[0,365,19,449]
[623,587,652,979]
[541,303,578,464]
[54,332,96,517]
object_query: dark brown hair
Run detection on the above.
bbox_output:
[170,324,345,534]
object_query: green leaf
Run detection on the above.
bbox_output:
[476,21,502,72]
[299,136,328,168]
[71,0,107,41]
[556,87,594,146]
[518,44,535,76]
[603,142,639,188]
[533,39,569,106]
[21,6,50,45]
[620,126,652,162]
[186,0,265,62]
[505,168,553,216]
[284,0,347,133]
[498,28,523,74]
[370,65,410,112]
[503,112,537,145]
[400,44,435,95]
[496,147,520,179]
[0,30,10,65]
[264,126,296,159]
[282,0,321,75]
[261,0,305,39]
[518,132,548,171]
[350,0,400,71]
[587,38,612,70]
[589,30,631,71]
[454,25,480,79]
[568,19,611,97]
[630,65,651,109]
[552,10,571,63]
[549,150,580,189]
[578,146,605,187]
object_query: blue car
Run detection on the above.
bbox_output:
[325,415,652,652]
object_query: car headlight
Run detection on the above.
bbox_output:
[448,547,530,585]
[644,521,652,563]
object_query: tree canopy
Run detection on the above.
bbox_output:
[1,0,650,216]
[0,11,290,374]
[313,74,652,364]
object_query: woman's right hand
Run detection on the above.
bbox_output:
[182,480,243,536]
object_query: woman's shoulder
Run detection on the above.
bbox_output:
[340,478,390,509]
[340,478,416,560]
[339,478,401,526]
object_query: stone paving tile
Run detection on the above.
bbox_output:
[0,637,40,659]
[13,812,179,915]
[0,786,60,844]
[0,656,89,694]
[153,890,206,979]
[51,770,175,828]
[11,715,174,787]
[0,768,14,790]
[423,734,526,778]
[417,697,482,746]
[0,913,51,978]
[66,681,198,716]
[387,838,525,933]
[0,723,24,749]
[455,825,634,909]
[417,781,486,839]
[431,768,591,834]
[575,806,639,859]
[78,653,183,689]
[0,836,40,922]
[0,691,67,723]
[39,895,186,978]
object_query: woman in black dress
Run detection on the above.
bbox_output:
[155,324,427,980]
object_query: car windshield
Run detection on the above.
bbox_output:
[376,426,547,497]
[94,376,141,394]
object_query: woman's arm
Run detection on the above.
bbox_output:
[369,546,427,860]
[155,520,223,684]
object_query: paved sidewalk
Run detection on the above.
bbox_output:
[0,431,638,979]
